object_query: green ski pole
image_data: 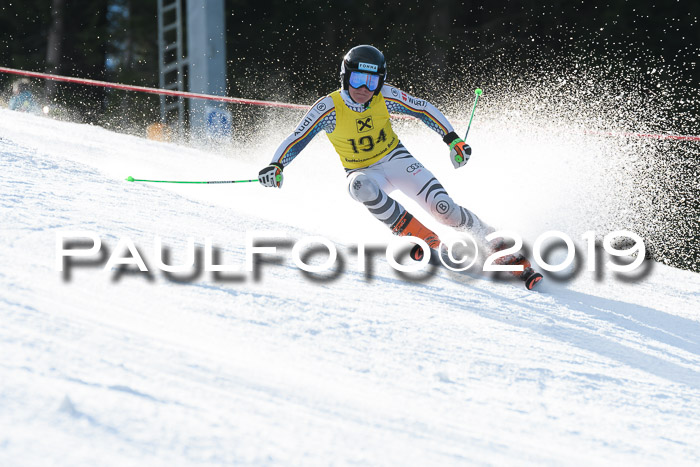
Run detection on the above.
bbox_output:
[126,176,259,184]
[464,88,483,142]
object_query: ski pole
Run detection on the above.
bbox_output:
[464,88,483,141]
[126,176,258,184]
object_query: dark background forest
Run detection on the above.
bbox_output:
[0,0,697,124]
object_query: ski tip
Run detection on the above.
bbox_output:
[126,176,134,182]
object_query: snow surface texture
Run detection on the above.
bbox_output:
[1,108,699,466]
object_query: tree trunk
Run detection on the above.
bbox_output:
[45,0,65,98]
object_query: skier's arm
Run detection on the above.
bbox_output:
[382,84,456,139]
[382,84,470,169]
[259,96,336,188]
[270,96,335,167]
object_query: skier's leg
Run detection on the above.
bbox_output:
[379,148,540,284]
[380,149,494,242]
[402,168,527,262]
[347,170,441,248]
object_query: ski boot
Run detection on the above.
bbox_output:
[489,238,543,290]
[390,212,441,261]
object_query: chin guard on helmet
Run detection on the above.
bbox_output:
[340,45,387,96]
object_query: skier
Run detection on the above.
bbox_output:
[258,45,542,289]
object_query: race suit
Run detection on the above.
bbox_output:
[268,83,492,240]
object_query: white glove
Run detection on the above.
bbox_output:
[449,138,471,169]
[443,132,471,169]
[258,163,284,188]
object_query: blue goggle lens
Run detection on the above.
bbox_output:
[349,71,380,91]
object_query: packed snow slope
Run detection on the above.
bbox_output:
[1,108,700,466]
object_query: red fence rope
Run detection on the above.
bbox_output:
[0,66,308,110]
[2,66,698,141]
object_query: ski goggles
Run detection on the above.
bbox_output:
[348,71,380,91]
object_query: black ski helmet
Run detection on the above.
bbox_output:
[340,45,387,95]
